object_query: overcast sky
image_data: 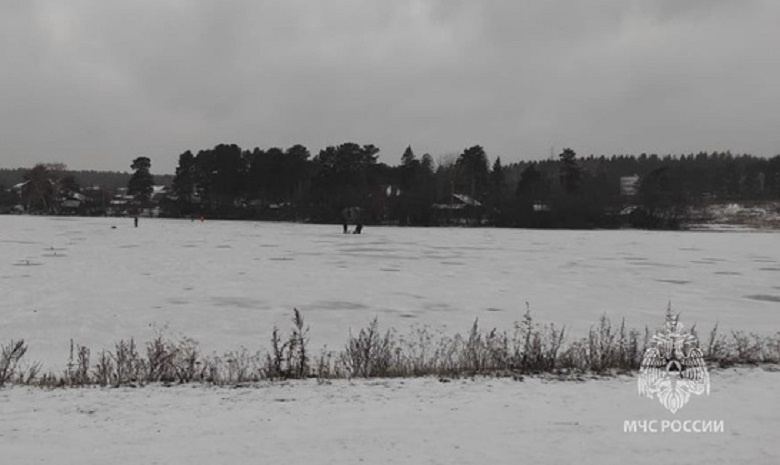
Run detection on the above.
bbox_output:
[2,0,779,173]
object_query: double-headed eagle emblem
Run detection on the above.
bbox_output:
[638,312,710,413]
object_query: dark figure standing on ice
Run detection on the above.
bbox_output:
[341,206,364,234]
[134,216,139,228]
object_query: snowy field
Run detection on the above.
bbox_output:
[2,368,778,464]
[1,215,778,369]
[1,216,779,464]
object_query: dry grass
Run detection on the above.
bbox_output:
[2,308,779,388]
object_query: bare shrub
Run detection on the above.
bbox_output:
[94,350,114,386]
[265,326,286,379]
[65,340,91,386]
[263,309,311,380]
[214,349,263,384]
[0,340,28,386]
[146,335,177,383]
[171,337,202,383]
[342,318,395,377]
[314,347,344,381]
[289,308,310,379]
[17,362,41,385]
[112,339,143,386]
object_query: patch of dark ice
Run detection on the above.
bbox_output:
[655,279,691,285]
[311,300,370,311]
[744,295,780,303]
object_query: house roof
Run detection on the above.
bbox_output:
[452,193,482,207]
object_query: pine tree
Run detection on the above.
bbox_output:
[558,148,582,194]
[128,156,154,203]
[401,146,416,166]
[172,151,195,205]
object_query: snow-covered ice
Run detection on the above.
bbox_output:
[1,215,778,369]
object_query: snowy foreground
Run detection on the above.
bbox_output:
[1,216,779,369]
[2,367,778,464]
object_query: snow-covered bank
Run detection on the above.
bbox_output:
[1,367,777,465]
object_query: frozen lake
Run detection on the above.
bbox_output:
[1,215,778,368]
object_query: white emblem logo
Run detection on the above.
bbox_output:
[638,311,710,414]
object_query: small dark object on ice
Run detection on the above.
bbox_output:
[341,206,364,234]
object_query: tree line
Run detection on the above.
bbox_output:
[3,145,779,229]
[160,143,780,229]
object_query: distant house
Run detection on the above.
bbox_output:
[107,185,170,216]
[108,195,136,216]
[533,201,550,212]
[13,179,58,212]
[150,185,168,202]
[431,193,486,225]
[620,175,640,197]
[10,180,29,193]
[452,193,481,207]
[59,192,87,213]
[384,185,402,197]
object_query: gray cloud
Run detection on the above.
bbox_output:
[1,0,778,173]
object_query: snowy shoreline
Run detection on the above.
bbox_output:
[2,367,778,465]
